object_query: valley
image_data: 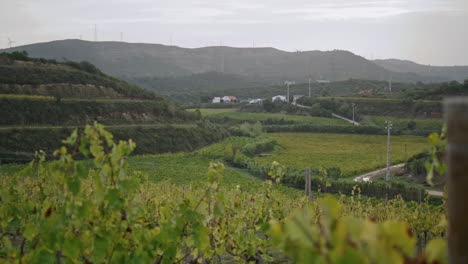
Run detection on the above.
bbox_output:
[0,46,463,263]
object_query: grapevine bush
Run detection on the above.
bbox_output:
[0,123,447,263]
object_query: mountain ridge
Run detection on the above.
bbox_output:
[374,58,468,82]
[3,39,464,84]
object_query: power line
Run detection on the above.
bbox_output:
[385,120,393,181]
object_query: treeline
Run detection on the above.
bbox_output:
[0,51,158,100]
[0,95,199,126]
[297,97,441,118]
[402,79,468,100]
[137,77,418,105]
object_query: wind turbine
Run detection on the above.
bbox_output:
[7,37,16,48]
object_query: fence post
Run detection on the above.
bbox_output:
[305,168,312,202]
[445,97,468,264]
[418,189,422,204]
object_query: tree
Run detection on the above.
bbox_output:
[200,96,212,103]
[8,51,29,60]
[407,120,417,130]
[262,99,275,112]
[252,121,263,137]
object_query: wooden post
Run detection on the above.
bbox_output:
[418,189,422,204]
[305,168,312,202]
[445,97,468,264]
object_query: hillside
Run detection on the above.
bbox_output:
[0,52,233,162]
[160,78,420,105]
[374,59,468,82]
[0,51,157,100]
[1,39,453,85]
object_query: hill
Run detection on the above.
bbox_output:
[0,52,233,162]
[0,51,157,100]
[0,51,201,125]
[374,59,468,82]
[160,78,420,105]
[1,39,455,85]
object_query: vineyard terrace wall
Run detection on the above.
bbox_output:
[0,96,199,126]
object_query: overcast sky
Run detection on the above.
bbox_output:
[1,0,467,65]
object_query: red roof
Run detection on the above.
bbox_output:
[225,96,237,99]
[357,90,373,94]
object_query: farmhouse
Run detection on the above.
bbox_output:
[212,97,221,103]
[272,95,287,102]
[222,96,237,102]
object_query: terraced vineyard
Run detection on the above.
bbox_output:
[186,107,237,116]
[254,133,430,177]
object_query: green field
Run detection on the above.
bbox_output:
[370,116,443,130]
[254,133,430,177]
[0,151,302,198]
[126,138,304,196]
[209,111,350,125]
[187,108,237,116]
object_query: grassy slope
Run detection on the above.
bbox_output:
[369,116,443,130]
[208,111,350,126]
[254,133,429,177]
[186,108,237,116]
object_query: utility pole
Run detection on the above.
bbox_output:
[404,144,408,162]
[385,121,393,181]
[285,81,295,104]
[445,97,468,263]
[352,103,356,123]
[308,78,311,97]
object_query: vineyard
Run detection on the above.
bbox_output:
[207,111,350,126]
[369,116,444,131]
[0,123,447,263]
[186,108,236,116]
[254,133,430,177]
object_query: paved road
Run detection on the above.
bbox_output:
[353,163,444,197]
[353,163,405,182]
[427,190,444,196]
[331,113,360,125]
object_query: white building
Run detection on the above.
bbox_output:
[293,95,304,104]
[272,95,287,102]
[212,97,221,103]
[249,98,263,104]
[222,96,237,102]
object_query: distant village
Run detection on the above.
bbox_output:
[211,95,305,104]
[211,79,336,105]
